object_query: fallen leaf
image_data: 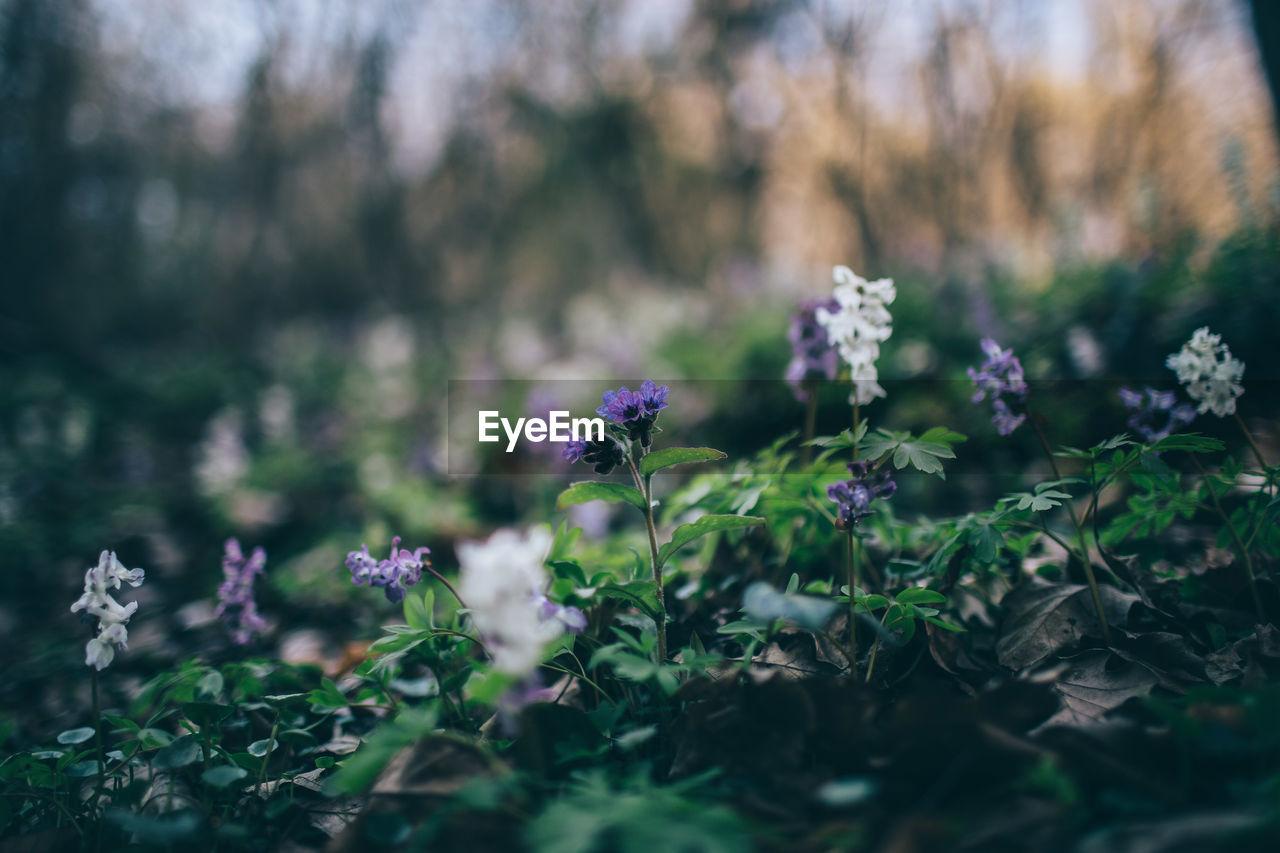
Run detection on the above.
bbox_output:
[1038,651,1158,729]
[997,578,1139,670]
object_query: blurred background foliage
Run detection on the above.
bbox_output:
[2,0,1280,722]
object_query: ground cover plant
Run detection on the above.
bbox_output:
[3,260,1279,853]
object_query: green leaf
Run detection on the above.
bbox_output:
[1004,489,1073,512]
[556,481,647,512]
[860,428,956,478]
[404,590,433,630]
[1147,433,1225,455]
[195,670,224,700]
[201,765,248,788]
[894,587,947,606]
[247,738,277,758]
[152,735,200,769]
[600,581,660,621]
[656,514,765,566]
[640,446,727,476]
[315,756,335,769]
[136,728,174,751]
[57,727,95,746]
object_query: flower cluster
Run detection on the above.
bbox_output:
[216,539,267,645]
[815,266,895,405]
[596,380,670,448]
[71,551,145,670]
[346,537,430,603]
[563,436,627,474]
[827,461,897,530]
[785,297,840,402]
[967,337,1028,435]
[456,527,585,676]
[1117,386,1195,444]
[1165,327,1245,417]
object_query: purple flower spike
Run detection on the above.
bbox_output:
[785,298,841,402]
[346,536,430,603]
[968,338,1028,435]
[595,379,670,447]
[1118,385,1196,444]
[827,461,896,529]
[216,538,267,645]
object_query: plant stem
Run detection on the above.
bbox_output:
[864,608,891,683]
[1028,410,1111,644]
[852,399,860,464]
[91,667,104,818]
[626,455,666,662]
[424,567,466,609]
[1189,453,1265,621]
[847,528,859,673]
[1234,411,1269,472]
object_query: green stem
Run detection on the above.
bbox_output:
[627,455,666,662]
[1028,410,1111,644]
[255,721,279,798]
[852,399,860,464]
[864,608,892,684]
[847,528,859,673]
[91,666,104,845]
[1190,453,1265,621]
[1234,411,1269,472]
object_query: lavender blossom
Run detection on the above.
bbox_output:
[968,337,1028,436]
[563,436,627,474]
[785,298,840,402]
[1117,386,1195,444]
[346,536,430,603]
[216,539,267,645]
[596,380,670,448]
[827,461,897,530]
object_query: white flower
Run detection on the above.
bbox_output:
[71,551,145,670]
[815,266,894,406]
[456,527,563,677]
[1165,327,1245,418]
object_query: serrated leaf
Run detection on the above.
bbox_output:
[639,446,726,476]
[656,514,765,566]
[556,481,647,512]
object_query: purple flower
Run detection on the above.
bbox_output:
[596,380,670,447]
[785,298,841,402]
[535,594,588,633]
[827,461,897,529]
[968,338,1028,435]
[563,436,627,475]
[346,536,430,603]
[216,539,267,645]
[1118,386,1195,444]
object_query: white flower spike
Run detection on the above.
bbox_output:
[71,550,145,670]
[814,265,895,405]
